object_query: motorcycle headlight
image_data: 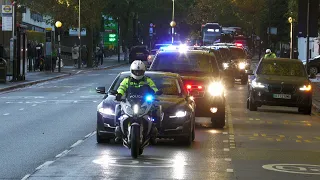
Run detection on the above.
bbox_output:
[208,82,224,96]
[252,80,265,88]
[238,62,247,69]
[223,63,229,69]
[299,84,312,91]
[169,111,187,118]
[98,108,115,116]
[133,104,139,114]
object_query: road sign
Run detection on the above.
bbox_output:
[2,5,12,31]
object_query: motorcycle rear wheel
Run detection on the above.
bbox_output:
[130,125,140,158]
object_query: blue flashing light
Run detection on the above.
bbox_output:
[145,94,154,102]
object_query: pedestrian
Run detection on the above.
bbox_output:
[72,43,79,67]
[98,44,104,65]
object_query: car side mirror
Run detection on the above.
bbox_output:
[155,90,163,95]
[108,89,118,95]
[309,73,316,79]
[96,87,106,94]
[245,70,254,75]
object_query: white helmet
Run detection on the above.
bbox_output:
[130,60,146,80]
[266,49,271,54]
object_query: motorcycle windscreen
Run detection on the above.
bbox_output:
[126,84,154,104]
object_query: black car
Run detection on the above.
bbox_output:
[129,46,149,64]
[95,71,196,144]
[307,55,320,75]
[247,58,313,114]
[149,50,226,128]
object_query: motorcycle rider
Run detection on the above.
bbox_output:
[264,49,277,58]
[115,60,160,143]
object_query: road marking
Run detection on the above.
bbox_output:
[85,132,92,138]
[276,138,281,142]
[253,133,259,136]
[93,101,97,103]
[261,134,267,137]
[262,164,320,175]
[62,94,66,96]
[229,137,234,140]
[73,101,78,103]
[304,140,311,143]
[315,137,320,140]
[19,108,24,111]
[55,150,71,158]
[267,121,272,124]
[21,174,31,180]
[225,158,232,161]
[267,138,273,141]
[296,140,302,143]
[256,118,260,120]
[229,140,235,143]
[223,140,229,143]
[229,134,234,137]
[3,113,10,116]
[297,136,303,139]
[32,104,37,106]
[70,140,83,148]
[249,118,253,120]
[35,161,54,170]
[224,148,230,151]
[223,132,228,134]
[227,169,234,173]
[279,135,285,138]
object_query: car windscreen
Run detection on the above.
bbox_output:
[131,47,148,53]
[151,53,217,74]
[257,61,307,77]
[218,48,231,60]
[229,48,246,59]
[111,74,181,96]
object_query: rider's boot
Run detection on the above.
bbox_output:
[115,126,122,143]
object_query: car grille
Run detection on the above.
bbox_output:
[268,84,297,93]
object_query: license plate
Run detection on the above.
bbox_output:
[273,94,291,99]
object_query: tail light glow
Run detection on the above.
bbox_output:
[186,85,192,89]
[198,86,202,89]
[235,43,242,47]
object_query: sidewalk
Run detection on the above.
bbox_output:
[0,55,127,92]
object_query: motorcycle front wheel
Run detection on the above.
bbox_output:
[130,125,140,158]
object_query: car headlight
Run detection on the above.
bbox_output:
[223,63,229,69]
[299,84,312,91]
[169,111,187,118]
[98,108,115,116]
[208,82,224,96]
[252,80,265,88]
[238,62,246,69]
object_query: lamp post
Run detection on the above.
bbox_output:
[78,0,81,69]
[171,0,175,43]
[55,21,62,72]
[288,17,293,59]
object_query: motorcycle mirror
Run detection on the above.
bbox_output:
[155,90,163,95]
[96,87,106,94]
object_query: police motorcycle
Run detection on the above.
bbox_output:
[114,85,163,158]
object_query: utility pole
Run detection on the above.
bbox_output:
[78,0,81,69]
[117,17,120,63]
[12,0,17,81]
[289,17,293,59]
[306,0,310,75]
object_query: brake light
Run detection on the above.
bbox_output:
[186,85,192,89]
[198,86,202,89]
[236,43,242,47]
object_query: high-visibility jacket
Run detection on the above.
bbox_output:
[264,53,277,58]
[117,76,158,96]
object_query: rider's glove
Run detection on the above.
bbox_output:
[116,93,122,101]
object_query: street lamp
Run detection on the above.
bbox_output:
[171,0,175,43]
[55,21,62,72]
[78,0,81,69]
[288,17,293,59]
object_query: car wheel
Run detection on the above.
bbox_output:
[192,123,195,141]
[309,66,318,75]
[211,105,226,129]
[241,76,248,85]
[298,106,312,115]
[96,128,110,144]
[249,94,258,111]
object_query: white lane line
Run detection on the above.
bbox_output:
[92,131,97,135]
[224,148,230,151]
[227,169,234,173]
[85,132,92,138]
[73,101,78,103]
[229,134,234,137]
[35,161,54,170]
[229,140,235,143]
[5,102,10,103]
[19,108,24,111]
[62,94,66,96]
[55,150,70,158]
[21,174,31,180]
[3,113,10,116]
[32,104,37,106]
[223,132,228,134]
[230,146,235,149]
[224,158,232,161]
[223,140,229,143]
[93,101,97,103]
[70,140,83,148]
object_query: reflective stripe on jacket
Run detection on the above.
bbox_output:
[117,76,158,96]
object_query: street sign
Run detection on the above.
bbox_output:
[2,5,13,31]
